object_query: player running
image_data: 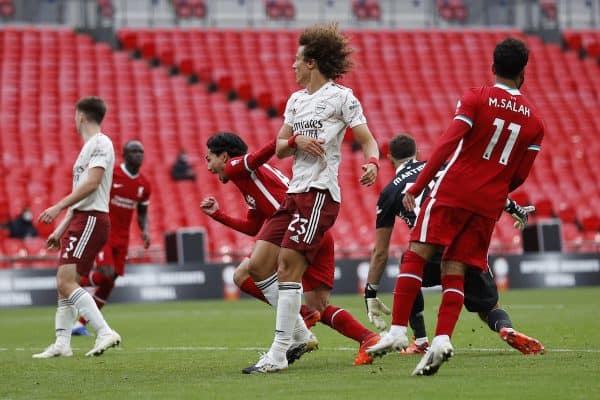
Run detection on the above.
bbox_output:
[202,132,379,368]
[72,140,151,336]
[367,38,545,376]
[365,134,544,355]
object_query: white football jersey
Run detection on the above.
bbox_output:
[284,81,367,202]
[71,133,115,212]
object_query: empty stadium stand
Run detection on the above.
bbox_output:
[1,25,599,267]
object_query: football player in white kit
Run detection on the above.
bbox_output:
[244,23,380,373]
[34,97,121,358]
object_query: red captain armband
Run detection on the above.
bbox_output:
[288,134,300,148]
[367,156,380,170]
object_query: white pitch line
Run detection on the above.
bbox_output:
[3,347,600,353]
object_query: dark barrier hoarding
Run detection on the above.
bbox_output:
[1,252,599,307]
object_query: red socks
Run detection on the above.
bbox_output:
[239,277,268,304]
[435,274,465,337]
[392,250,426,326]
[321,305,374,343]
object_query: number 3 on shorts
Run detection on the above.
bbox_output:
[62,236,78,259]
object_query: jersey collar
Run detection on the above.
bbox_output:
[121,163,139,179]
[494,82,521,96]
[396,158,417,174]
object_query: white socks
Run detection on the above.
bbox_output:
[271,282,302,362]
[55,299,77,348]
[68,287,111,337]
[255,274,279,307]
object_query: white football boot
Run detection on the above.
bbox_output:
[33,343,73,359]
[242,352,288,374]
[286,331,319,364]
[85,330,121,357]
[412,335,454,376]
[366,330,409,357]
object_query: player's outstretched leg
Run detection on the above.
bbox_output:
[411,335,454,376]
[499,328,545,355]
[354,333,380,366]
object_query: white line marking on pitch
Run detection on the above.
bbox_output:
[3,347,600,353]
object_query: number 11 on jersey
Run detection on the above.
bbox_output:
[483,118,521,165]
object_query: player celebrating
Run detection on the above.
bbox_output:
[72,140,151,336]
[202,132,379,367]
[367,38,544,376]
[365,134,543,355]
[243,22,380,374]
[34,97,121,358]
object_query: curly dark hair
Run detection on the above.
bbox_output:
[493,38,529,80]
[206,132,248,157]
[299,22,353,80]
[389,134,416,160]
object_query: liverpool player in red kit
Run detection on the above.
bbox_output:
[367,38,544,375]
[201,132,379,367]
[73,140,151,336]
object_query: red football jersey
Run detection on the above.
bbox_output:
[225,156,289,220]
[409,83,544,219]
[108,164,151,245]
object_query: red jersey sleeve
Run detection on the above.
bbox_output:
[211,208,265,236]
[224,140,276,180]
[406,89,478,197]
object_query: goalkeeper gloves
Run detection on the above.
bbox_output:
[364,283,391,331]
[505,199,536,230]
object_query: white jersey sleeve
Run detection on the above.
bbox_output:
[340,90,367,128]
[71,133,115,212]
[285,82,367,202]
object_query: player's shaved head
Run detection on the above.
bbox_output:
[389,134,416,160]
[207,132,248,158]
[123,140,144,171]
[124,140,144,153]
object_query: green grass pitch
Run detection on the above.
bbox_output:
[1,287,599,399]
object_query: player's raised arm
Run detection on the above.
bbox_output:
[243,139,277,171]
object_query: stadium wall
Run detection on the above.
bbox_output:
[1,253,599,307]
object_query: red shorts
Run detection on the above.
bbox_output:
[302,230,335,291]
[95,241,128,276]
[59,211,110,276]
[410,198,495,270]
[258,190,340,265]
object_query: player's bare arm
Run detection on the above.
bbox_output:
[46,209,74,250]
[368,227,393,285]
[352,124,379,186]
[137,203,150,249]
[39,167,105,224]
